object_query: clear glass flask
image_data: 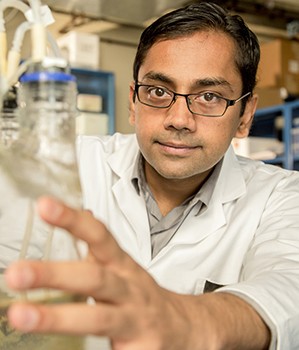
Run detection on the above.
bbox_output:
[1,69,82,207]
[0,66,85,349]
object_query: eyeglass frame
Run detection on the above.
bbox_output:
[134,83,252,117]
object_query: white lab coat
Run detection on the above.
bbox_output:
[0,171,80,267]
[77,133,299,350]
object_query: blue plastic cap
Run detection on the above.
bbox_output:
[20,71,76,83]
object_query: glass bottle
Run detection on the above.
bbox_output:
[0,65,85,349]
[0,68,82,207]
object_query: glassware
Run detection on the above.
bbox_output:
[0,68,82,207]
[0,63,86,350]
[0,86,19,148]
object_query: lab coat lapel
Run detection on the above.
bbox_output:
[166,147,247,246]
[108,140,152,264]
[107,141,246,261]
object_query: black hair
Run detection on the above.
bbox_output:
[133,1,260,113]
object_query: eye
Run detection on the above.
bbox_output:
[153,87,164,97]
[192,92,223,105]
[201,92,219,102]
[147,86,170,99]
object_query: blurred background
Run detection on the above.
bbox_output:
[3,0,299,168]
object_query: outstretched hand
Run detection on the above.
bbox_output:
[4,196,192,350]
[5,196,270,350]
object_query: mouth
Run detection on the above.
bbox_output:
[156,141,200,155]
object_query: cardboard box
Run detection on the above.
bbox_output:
[57,31,100,69]
[255,87,286,109]
[232,136,284,160]
[77,93,103,113]
[76,112,109,135]
[258,39,299,95]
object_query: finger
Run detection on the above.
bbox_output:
[36,196,129,266]
[8,302,127,338]
[5,260,130,303]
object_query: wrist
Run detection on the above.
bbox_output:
[166,291,270,350]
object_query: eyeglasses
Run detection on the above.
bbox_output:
[134,83,251,117]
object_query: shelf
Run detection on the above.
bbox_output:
[71,68,115,135]
[252,100,299,170]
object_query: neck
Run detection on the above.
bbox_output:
[144,163,213,216]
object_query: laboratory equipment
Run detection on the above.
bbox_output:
[0,64,85,349]
[1,61,82,207]
[0,85,19,148]
[0,1,86,349]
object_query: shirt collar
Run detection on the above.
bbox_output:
[131,152,223,211]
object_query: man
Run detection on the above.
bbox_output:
[5,2,299,349]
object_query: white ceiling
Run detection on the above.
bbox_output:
[43,0,188,25]
[4,0,299,49]
[41,0,299,43]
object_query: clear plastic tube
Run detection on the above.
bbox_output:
[0,1,30,77]
[0,0,30,15]
[6,58,33,91]
[47,31,63,58]
[7,25,63,83]
[28,0,42,24]
[0,0,42,79]
[31,23,47,61]
[0,0,30,31]
[6,21,31,80]
[11,21,31,52]
[0,31,7,76]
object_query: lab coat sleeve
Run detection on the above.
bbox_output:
[216,171,299,350]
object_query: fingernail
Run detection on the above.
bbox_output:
[8,305,40,332]
[5,264,35,289]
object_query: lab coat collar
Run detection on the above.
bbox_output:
[154,146,246,249]
[108,134,139,177]
[108,137,247,260]
[108,135,152,264]
[109,138,246,205]
[218,145,247,203]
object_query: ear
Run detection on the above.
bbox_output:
[235,93,258,138]
[129,82,136,126]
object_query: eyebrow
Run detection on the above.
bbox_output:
[140,71,234,93]
[141,71,173,84]
[194,77,234,92]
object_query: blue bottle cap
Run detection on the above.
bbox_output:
[20,71,76,83]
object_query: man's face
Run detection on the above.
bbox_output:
[129,31,256,183]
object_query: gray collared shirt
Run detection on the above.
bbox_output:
[132,154,222,258]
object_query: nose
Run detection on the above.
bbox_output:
[163,95,196,132]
